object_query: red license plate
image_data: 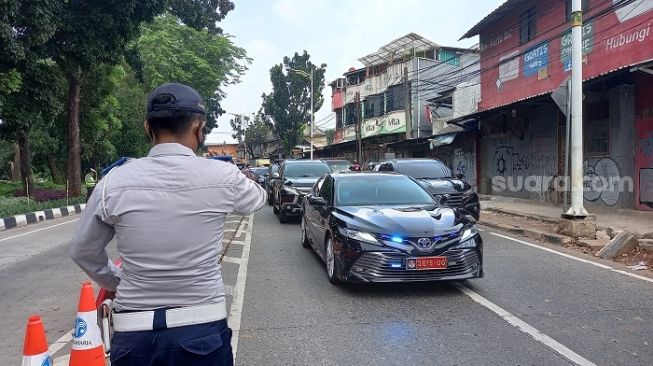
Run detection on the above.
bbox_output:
[415,256,447,270]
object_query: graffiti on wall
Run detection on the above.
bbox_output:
[583,158,622,206]
[492,144,557,201]
[451,148,477,187]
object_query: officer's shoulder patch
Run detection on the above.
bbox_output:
[100,157,134,176]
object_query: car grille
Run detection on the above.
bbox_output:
[438,193,465,208]
[352,249,480,281]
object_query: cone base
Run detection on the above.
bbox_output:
[69,346,106,366]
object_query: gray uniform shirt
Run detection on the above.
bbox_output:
[70,143,266,311]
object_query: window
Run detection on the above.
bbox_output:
[437,49,461,67]
[363,94,384,118]
[584,100,610,156]
[377,163,394,172]
[565,0,590,21]
[320,176,333,205]
[385,84,406,112]
[519,7,537,44]
[395,161,452,179]
[336,175,435,206]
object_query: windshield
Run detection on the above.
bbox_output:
[284,163,331,178]
[336,176,436,206]
[326,161,351,173]
[270,165,279,175]
[396,161,451,179]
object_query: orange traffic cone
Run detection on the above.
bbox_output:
[21,315,52,366]
[68,282,106,366]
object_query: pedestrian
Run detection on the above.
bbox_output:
[349,160,362,171]
[70,82,267,366]
[84,169,96,202]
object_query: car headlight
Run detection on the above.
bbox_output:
[456,226,479,248]
[338,227,381,246]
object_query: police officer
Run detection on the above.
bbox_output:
[70,83,266,366]
[84,169,96,202]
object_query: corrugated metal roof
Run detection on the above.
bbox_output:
[460,0,526,40]
[358,33,439,67]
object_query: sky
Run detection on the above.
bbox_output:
[205,0,505,145]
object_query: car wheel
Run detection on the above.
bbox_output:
[325,236,340,284]
[301,217,310,248]
[273,195,279,214]
[267,192,273,206]
[278,209,289,223]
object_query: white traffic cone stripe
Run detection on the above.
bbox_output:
[21,352,52,366]
[71,310,103,351]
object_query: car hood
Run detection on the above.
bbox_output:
[284,177,320,188]
[334,205,467,237]
[415,178,471,194]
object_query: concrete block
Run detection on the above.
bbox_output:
[578,238,610,250]
[596,230,611,240]
[542,232,573,245]
[558,218,597,239]
[523,229,543,242]
[638,239,653,252]
[597,232,639,259]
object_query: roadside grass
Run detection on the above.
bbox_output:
[0,180,85,218]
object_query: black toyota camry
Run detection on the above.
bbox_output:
[301,172,483,284]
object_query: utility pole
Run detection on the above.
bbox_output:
[404,66,412,142]
[310,66,314,160]
[355,92,362,162]
[566,0,588,217]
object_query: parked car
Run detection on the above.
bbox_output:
[266,162,282,205]
[375,159,480,220]
[249,167,268,186]
[321,159,351,173]
[301,172,483,284]
[272,160,331,223]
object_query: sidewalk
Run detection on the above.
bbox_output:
[480,195,653,238]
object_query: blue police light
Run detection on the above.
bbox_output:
[390,263,402,268]
[391,236,403,243]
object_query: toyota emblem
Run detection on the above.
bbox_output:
[417,238,431,247]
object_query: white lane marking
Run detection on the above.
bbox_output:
[53,354,70,366]
[224,228,237,233]
[229,240,246,246]
[0,219,79,243]
[489,231,653,284]
[453,282,597,366]
[222,256,242,264]
[49,330,73,354]
[229,214,253,359]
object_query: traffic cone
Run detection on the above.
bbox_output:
[21,315,52,366]
[68,282,106,366]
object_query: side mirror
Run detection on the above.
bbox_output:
[456,173,464,180]
[308,196,327,206]
[271,173,280,179]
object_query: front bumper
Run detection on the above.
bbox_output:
[280,194,307,216]
[335,234,483,283]
[344,249,483,283]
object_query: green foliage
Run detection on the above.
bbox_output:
[230,113,273,158]
[325,128,335,146]
[168,0,235,35]
[0,195,85,217]
[262,51,327,154]
[135,14,250,131]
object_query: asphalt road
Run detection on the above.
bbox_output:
[0,208,651,365]
[236,208,653,366]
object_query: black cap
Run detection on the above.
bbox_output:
[147,83,206,117]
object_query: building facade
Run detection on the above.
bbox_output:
[461,0,653,210]
[323,33,480,165]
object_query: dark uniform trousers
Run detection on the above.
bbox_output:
[110,313,233,366]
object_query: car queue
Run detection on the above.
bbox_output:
[262,157,483,286]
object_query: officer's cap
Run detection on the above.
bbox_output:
[147,83,206,118]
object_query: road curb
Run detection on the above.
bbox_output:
[479,216,573,246]
[0,204,86,231]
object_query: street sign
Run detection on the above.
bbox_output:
[551,77,570,116]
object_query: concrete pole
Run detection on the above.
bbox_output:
[566,0,588,217]
[310,67,314,160]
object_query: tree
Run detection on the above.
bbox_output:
[0,59,65,193]
[230,113,272,158]
[135,14,250,133]
[46,1,236,195]
[261,51,326,154]
[325,128,335,146]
